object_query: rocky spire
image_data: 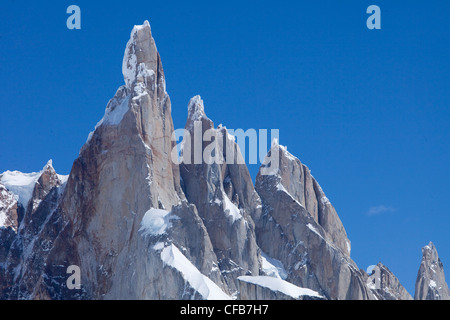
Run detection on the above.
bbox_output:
[180,96,261,294]
[415,242,450,300]
[365,262,413,300]
[122,20,161,90]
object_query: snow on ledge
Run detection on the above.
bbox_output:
[237,275,322,299]
[160,244,232,300]
[222,192,242,223]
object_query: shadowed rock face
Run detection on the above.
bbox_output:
[415,242,450,300]
[0,20,427,300]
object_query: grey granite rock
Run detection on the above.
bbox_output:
[415,242,450,300]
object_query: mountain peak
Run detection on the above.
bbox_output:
[43,159,53,171]
[187,95,206,122]
[415,242,450,300]
[122,20,158,89]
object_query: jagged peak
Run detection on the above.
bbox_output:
[43,159,54,171]
[186,95,209,129]
[422,241,439,260]
[423,241,436,251]
[261,139,296,172]
[122,20,158,89]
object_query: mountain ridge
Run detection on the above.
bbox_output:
[0,20,448,300]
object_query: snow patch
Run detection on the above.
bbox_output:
[0,213,6,228]
[346,240,351,255]
[222,192,242,222]
[276,182,305,208]
[139,208,178,236]
[238,276,322,299]
[57,174,69,185]
[160,244,231,300]
[279,144,297,162]
[153,242,165,251]
[87,94,130,143]
[0,171,41,207]
[99,95,130,127]
[260,251,288,280]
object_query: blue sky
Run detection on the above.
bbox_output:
[1,0,449,295]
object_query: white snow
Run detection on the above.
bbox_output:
[429,280,437,288]
[0,212,7,228]
[237,276,322,299]
[0,203,14,228]
[276,182,305,208]
[0,161,68,211]
[276,182,287,192]
[0,185,17,228]
[187,95,206,129]
[320,195,331,205]
[122,21,149,89]
[279,144,297,162]
[222,192,242,222]
[160,243,231,300]
[57,174,69,185]
[139,208,178,236]
[99,95,131,127]
[346,240,351,255]
[87,94,131,143]
[153,242,165,251]
[306,223,322,238]
[260,251,288,280]
[0,171,41,207]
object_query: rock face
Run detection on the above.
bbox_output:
[254,141,373,300]
[0,184,20,232]
[179,96,261,294]
[364,263,413,300]
[414,242,450,300]
[0,160,67,298]
[0,20,435,300]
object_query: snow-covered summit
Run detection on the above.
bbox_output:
[122,20,158,89]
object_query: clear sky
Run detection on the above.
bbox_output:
[1,0,449,295]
